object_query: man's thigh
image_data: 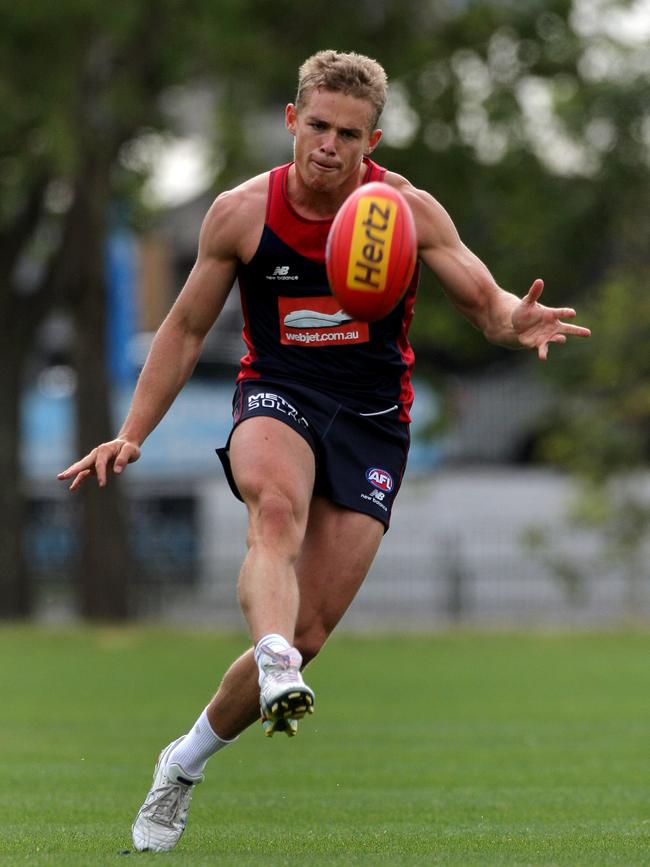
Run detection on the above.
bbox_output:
[228,415,316,515]
[216,379,329,504]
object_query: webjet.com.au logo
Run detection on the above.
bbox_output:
[284,330,360,344]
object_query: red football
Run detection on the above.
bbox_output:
[326,181,417,322]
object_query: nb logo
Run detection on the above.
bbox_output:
[267,265,298,280]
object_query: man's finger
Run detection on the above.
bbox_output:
[525,278,544,304]
[69,469,92,492]
[56,458,85,479]
[94,447,113,487]
[58,448,98,480]
[114,442,140,474]
[560,323,591,337]
[114,444,131,474]
[57,460,89,479]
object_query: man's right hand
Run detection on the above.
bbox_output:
[57,439,141,491]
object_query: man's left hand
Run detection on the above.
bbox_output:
[512,278,591,360]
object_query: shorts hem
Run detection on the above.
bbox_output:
[216,413,318,502]
[324,493,392,533]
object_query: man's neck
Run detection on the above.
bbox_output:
[286,159,370,220]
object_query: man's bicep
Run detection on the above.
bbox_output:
[169,196,241,337]
[171,252,237,337]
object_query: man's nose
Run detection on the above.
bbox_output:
[319,131,337,153]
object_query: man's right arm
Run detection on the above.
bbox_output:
[58,191,243,490]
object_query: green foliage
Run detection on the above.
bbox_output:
[543,273,650,480]
[529,270,650,604]
[379,2,650,370]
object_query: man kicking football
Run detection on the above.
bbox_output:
[58,49,590,852]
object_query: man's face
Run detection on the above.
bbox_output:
[286,88,382,194]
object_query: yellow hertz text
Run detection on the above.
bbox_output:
[346,196,396,293]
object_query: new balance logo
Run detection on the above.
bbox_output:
[267,265,299,280]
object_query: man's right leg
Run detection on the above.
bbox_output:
[229,415,315,642]
[227,416,316,726]
[132,416,316,851]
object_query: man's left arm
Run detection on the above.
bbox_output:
[404,186,591,360]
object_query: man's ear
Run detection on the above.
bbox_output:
[366,128,382,154]
[286,103,298,135]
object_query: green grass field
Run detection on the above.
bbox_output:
[1,628,649,866]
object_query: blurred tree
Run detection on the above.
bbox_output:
[378,0,650,374]
[0,7,72,615]
[534,268,650,612]
[0,2,206,617]
[0,171,52,616]
[0,0,430,617]
[1,0,648,618]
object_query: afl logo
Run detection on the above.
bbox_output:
[366,467,394,492]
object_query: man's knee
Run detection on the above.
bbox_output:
[247,489,306,555]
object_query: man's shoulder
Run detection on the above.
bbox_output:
[214,170,271,214]
[201,171,271,245]
[376,169,453,250]
[380,170,441,214]
[195,171,272,260]
[379,168,415,194]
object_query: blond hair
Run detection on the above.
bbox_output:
[296,50,388,129]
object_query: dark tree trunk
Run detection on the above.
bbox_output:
[69,153,133,620]
[0,325,31,617]
[0,176,52,619]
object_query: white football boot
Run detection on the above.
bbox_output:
[132,737,203,852]
[258,645,315,736]
[261,716,300,738]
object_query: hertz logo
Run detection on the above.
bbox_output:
[346,196,396,293]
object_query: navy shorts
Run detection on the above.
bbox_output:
[216,378,410,530]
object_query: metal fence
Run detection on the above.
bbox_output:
[27,470,650,627]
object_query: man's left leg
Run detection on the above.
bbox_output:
[203,497,384,739]
[293,497,385,664]
[147,497,383,766]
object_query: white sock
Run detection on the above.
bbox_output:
[168,708,237,777]
[254,633,293,686]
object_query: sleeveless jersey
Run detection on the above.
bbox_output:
[236,158,419,421]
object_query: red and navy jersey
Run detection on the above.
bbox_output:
[236,158,419,421]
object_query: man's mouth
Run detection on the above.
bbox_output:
[311,159,338,172]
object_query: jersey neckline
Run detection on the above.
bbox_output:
[279,157,380,226]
